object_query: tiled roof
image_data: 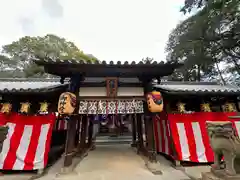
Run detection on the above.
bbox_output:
[33,58,183,77]
[1,78,239,95]
[34,58,171,66]
[0,78,68,93]
[0,78,143,93]
[154,81,240,94]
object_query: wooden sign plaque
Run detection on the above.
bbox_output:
[106,77,118,97]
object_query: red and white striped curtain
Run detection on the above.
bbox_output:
[0,112,56,170]
[154,112,240,163]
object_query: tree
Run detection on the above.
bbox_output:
[1,34,98,77]
[166,9,215,81]
[181,0,208,13]
[166,0,240,84]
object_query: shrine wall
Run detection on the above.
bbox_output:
[117,87,144,96]
[79,87,144,97]
[79,87,105,96]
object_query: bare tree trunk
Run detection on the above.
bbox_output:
[184,70,189,81]
[213,40,240,75]
[197,65,201,81]
[215,61,226,85]
[232,58,240,75]
[222,49,240,75]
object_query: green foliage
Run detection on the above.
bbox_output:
[181,0,208,13]
[166,0,240,83]
[0,34,98,77]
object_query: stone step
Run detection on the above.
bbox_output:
[95,135,132,145]
[96,135,132,140]
[95,140,132,145]
[96,139,132,143]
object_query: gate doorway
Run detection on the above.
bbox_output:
[78,99,145,148]
[89,114,145,147]
[98,114,132,137]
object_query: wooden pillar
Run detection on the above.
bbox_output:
[131,114,137,147]
[78,115,88,151]
[64,116,77,167]
[63,75,83,170]
[88,117,94,148]
[136,113,144,150]
[138,77,162,175]
[75,115,81,147]
[143,115,148,147]
[118,115,123,135]
[140,78,157,162]
[145,115,157,162]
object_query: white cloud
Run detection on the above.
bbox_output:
[0,0,185,62]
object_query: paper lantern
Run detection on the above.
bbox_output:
[147,90,163,113]
[58,92,77,115]
[39,102,49,114]
[224,103,237,112]
[177,102,185,113]
[1,103,12,113]
[20,102,31,114]
[201,103,211,112]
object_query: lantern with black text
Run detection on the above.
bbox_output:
[58,92,77,115]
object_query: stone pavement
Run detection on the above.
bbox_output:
[184,166,211,180]
[49,144,191,180]
[0,144,210,180]
[0,174,32,180]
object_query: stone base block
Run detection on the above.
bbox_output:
[145,161,162,175]
[28,169,45,180]
[202,172,222,180]
[202,172,240,180]
[60,166,73,174]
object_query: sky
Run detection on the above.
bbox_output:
[0,0,186,62]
